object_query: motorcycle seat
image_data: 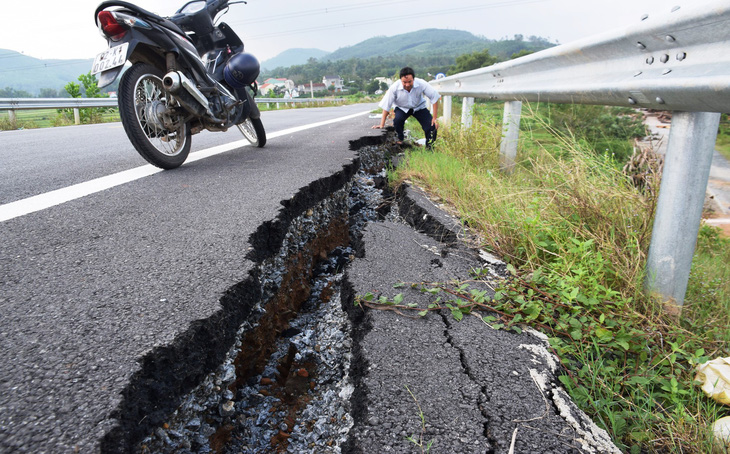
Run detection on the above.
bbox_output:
[96,1,187,37]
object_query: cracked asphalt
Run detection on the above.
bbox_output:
[343,186,620,454]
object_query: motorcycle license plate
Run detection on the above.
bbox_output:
[91,43,129,75]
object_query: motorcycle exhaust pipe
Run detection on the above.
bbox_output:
[163,71,182,92]
[163,71,210,112]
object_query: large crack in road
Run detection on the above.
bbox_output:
[100,135,395,453]
[102,132,620,454]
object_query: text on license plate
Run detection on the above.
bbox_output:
[91,43,129,75]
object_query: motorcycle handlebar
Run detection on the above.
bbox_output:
[206,0,228,17]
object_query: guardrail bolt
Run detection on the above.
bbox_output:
[660,54,670,63]
[628,97,637,105]
[662,69,673,75]
[636,42,647,50]
[671,6,681,12]
[640,14,649,21]
[665,35,676,43]
[656,97,666,104]
[646,56,655,65]
[676,52,686,61]
[634,71,643,77]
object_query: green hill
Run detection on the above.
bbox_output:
[260,48,329,71]
[0,49,95,97]
[324,29,487,61]
[261,29,556,87]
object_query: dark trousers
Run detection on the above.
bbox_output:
[394,108,437,148]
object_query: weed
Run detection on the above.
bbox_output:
[405,385,434,453]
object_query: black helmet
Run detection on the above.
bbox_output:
[224,52,260,88]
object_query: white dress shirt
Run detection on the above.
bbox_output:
[379,77,441,113]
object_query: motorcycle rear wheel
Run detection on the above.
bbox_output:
[118,63,191,169]
[237,117,266,148]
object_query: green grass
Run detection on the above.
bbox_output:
[716,115,730,161]
[392,107,730,453]
[0,96,374,130]
[0,108,120,130]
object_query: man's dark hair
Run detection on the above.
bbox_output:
[399,67,415,79]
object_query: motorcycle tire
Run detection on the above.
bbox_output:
[237,117,266,148]
[118,63,191,169]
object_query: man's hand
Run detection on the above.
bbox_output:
[372,109,390,129]
[431,118,439,129]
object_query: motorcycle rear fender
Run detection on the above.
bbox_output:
[98,65,125,88]
[96,25,202,88]
[96,30,174,88]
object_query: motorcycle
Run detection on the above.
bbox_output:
[92,0,266,169]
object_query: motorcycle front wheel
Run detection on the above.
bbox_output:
[237,117,266,148]
[118,63,191,169]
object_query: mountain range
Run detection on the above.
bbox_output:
[0,50,94,96]
[260,29,554,72]
[0,29,554,96]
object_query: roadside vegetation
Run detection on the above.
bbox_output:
[0,71,119,130]
[716,113,730,161]
[0,85,370,131]
[389,101,730,453]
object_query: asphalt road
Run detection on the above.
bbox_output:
[0,103,379,452]
[1,103,631,453]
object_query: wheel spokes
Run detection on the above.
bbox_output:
[133,76,186,156]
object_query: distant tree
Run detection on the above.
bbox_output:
[447,49,498,75]
[60,73,110,124]
[64,82,82,98]
[510,49,534,60]
[78,72,104,98]
[0,87,33,98]
[348,78,364,92]
[365,79,380,93]
[39,88,61,98]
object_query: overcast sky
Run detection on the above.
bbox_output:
[0,0,699,63]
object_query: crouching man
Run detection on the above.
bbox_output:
[372,66,440,149]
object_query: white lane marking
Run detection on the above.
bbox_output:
[0,110,371,223]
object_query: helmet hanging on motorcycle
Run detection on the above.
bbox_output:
[224,52,260,88]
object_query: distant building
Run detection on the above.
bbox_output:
[263,77,288,87]
[374,76,394,87]
[258,83,275,96]
[322,75,344,92]
[297,82,328,95]
[259,78,296,96]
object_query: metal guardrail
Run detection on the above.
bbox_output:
[428,0,730,309]
[0,98,118,110]
[430,0,730,113]
[0,97,346,111]
[0,96,347,125]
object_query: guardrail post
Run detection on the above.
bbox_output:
[461,97,474,129]
[644,111,721,313]
[441,96,452,126]
[73,108,81,125]
[8,110,16,125]
[500,101,522,172]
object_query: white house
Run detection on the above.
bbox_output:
[322,75,344,92]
